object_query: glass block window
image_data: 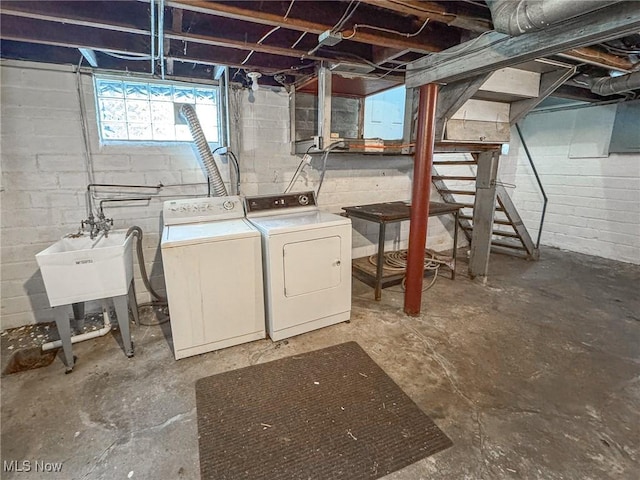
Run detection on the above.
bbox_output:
[94,76,219,143]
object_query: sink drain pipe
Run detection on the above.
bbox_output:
[42,305,112,352]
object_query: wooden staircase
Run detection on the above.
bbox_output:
[432,156,539,260]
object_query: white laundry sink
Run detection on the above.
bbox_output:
[36,230,134,307]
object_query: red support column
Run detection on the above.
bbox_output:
[404,83,439,316]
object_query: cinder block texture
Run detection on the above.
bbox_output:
[500,108,640,264]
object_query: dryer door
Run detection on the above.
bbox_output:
[283,235,341,297]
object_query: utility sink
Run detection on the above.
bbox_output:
[36,230,134,307]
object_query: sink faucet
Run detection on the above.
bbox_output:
[81,212,113,239]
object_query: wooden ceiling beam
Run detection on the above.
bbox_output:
[0,14,314,75]
[0,4,149,36]
[359,0,491,33]
[164,31,328,63]
[560,47,634,72]
[0,12,374,73]
[371,46,411,65]
[163,0,448,53]
[0,14,150,57]
[1,4,376,71]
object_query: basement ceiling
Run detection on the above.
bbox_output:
[1,1,639,101]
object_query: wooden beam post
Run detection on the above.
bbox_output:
[317,64,332,150]
[404,83,438,316]
[469,150,500,282]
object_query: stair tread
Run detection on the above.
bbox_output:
[492,230,521,238]
[460,226,521,238]
[433,160,477,165]
[491,239,527,250]
[456,205,505,213]
[438,189,477,195]
[432,175,476,181]
[459,215,512,225]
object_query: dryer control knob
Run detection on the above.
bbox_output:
[298,194,309,206]
[223,200,235,210]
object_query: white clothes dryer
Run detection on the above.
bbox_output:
[245,191,351,341]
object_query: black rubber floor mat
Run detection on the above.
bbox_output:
[195,341,452,480]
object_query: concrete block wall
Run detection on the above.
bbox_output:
[293,93,360,140]
[1,61,212,329]
[1,61,461,329]
[499,106,640,264]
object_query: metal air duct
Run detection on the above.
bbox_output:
[486,0,622,36]
[590,71,640,95]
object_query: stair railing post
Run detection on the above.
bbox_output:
[515,123,547,249]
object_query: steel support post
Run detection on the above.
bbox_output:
[404,83,438,316]
[469,150,500,281]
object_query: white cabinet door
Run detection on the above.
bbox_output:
[283,235,341,297]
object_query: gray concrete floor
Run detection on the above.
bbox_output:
[1,247,639,480]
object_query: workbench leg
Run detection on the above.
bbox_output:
[375,222,386,301]
[452,210,459,280]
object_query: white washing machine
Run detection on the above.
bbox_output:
[245,191,351,341]
[161,196,265,359]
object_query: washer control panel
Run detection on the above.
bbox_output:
[245,191,317,213]
[163,196,244,225]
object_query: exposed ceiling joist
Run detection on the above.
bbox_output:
[0,13,313,76]
[0,4,149,35]
[406,2,640,88]
[559,47,634,72]
[163,0,452,54]
[164,31,325,63]
[0,2,376,72]
[371,46,412,65]
[359,0,492,33]
[0,14,149,57]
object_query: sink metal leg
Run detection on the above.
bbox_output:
[53,305,75,373]
[128,281,139,326]
[113,294,134,358]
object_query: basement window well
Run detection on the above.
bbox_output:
[94,76,220,143]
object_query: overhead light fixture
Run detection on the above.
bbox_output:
[247,72,262,91]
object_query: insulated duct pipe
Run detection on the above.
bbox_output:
[180,104,228,197]
[486,0,622,36]
[590,71,640,96]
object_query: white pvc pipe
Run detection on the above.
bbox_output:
[42,309,112,352]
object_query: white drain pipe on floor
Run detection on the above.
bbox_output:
[42,309,112,352]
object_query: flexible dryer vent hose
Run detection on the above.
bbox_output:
[179,104,228,197]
